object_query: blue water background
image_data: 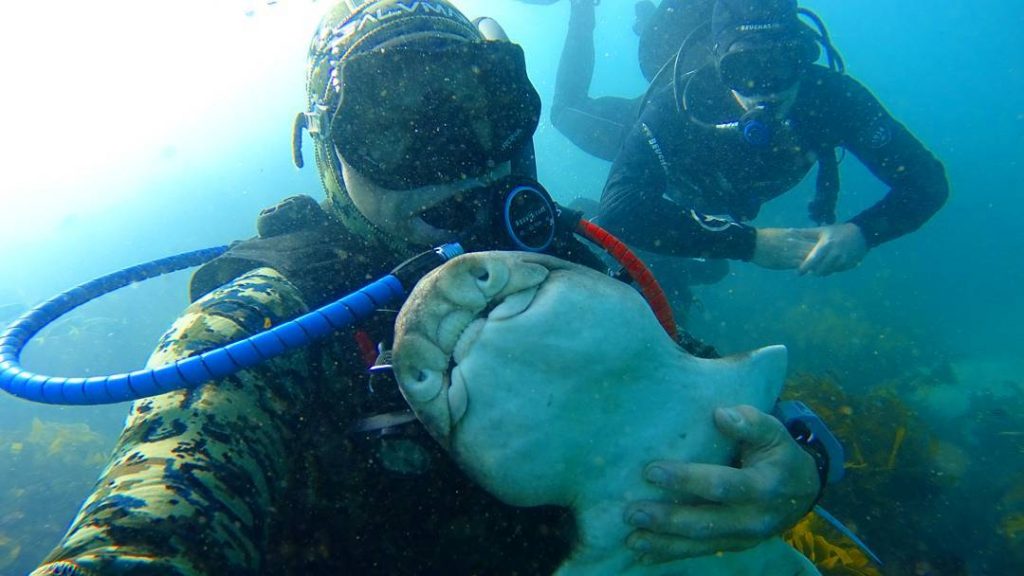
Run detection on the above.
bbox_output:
[0,1,1020,573]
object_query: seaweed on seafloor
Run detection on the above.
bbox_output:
[1000,512,1024,541]
[997,471,1024,563]
[0,533,22,572]
[0,418,114,575]
[24,417,109,467]
[784,513,881,576]
[783,373,939,481]
[767,294,941,385]
[781,373,949,571]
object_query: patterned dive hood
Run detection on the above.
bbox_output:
[298,0,484,250]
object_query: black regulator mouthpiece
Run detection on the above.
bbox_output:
[739,105,775,147]
[421,175,559,253]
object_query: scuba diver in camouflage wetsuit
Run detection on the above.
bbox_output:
[31,1,823,574]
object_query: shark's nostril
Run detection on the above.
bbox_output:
[474,268,490,283]
[402,365,444,404]
[472,261,509,297]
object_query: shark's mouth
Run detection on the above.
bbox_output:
[444,281,544,381]
[392,254,572,443]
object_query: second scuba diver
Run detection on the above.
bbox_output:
[598,0,949,275]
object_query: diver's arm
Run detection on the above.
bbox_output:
[550,0,643,161]
[31,268,312,576]
[598,92,757,260]
[779,73,948,276]
[552,0,596,118]
[836,75,950,248]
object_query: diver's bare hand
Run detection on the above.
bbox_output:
[623,405,819,563]
[751,227,820,270]
[798,223,867,276]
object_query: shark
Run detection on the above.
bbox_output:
[392,251,819,575]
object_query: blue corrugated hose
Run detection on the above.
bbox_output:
[0,244,462,405]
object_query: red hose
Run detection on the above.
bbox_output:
[575,219,678,341]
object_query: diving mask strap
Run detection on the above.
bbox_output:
[292,106,330,169]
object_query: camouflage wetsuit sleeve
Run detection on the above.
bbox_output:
[32,267,312,576]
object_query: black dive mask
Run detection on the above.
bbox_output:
[331,42,541,191]
[717,44,808,96]
[419,176,557,253]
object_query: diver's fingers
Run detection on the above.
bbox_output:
[816,250,844,276]
[785,240,819,269]
[830,247,863,275]
[797,236,829,275]
[795,227,824,241]
[626,528,763,563]
[781,229,820,266]
[809,245,855,276]
[752,228,819,270]
[626,498,776,540]
[637,460,758,504]
[713,405,789,454]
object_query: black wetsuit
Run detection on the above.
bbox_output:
[551,0,712,161]
[552,0,729,317]
[598,65,950,259]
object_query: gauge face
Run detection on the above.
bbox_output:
[503,184,555,252]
